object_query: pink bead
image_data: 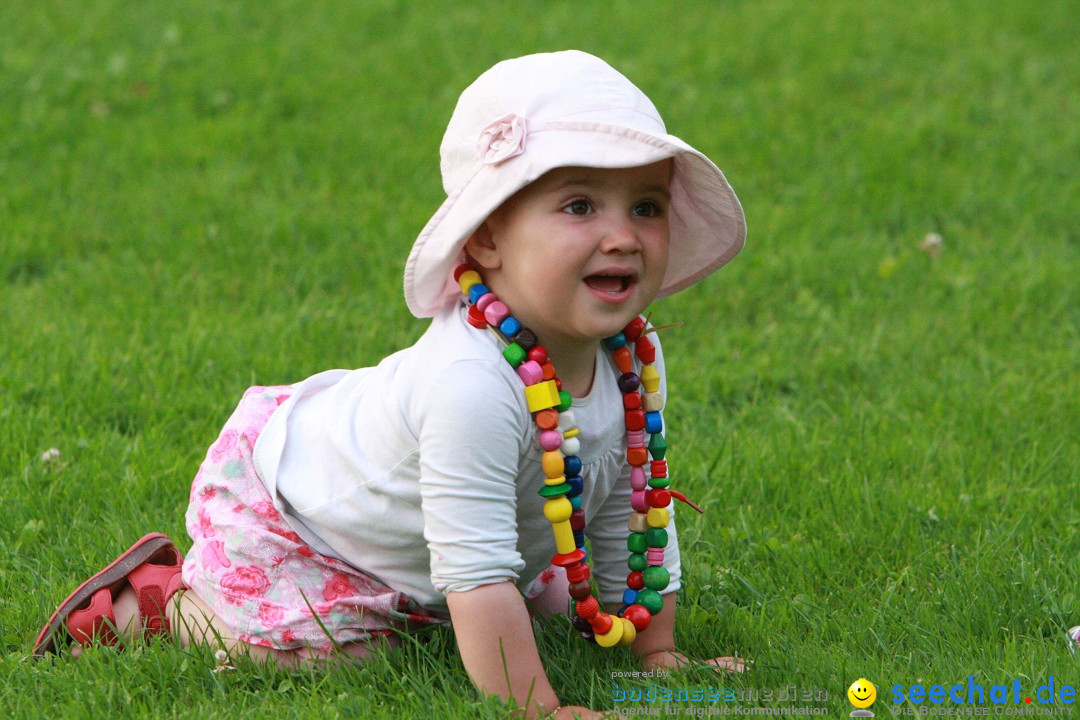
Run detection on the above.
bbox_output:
[484,301,509,327]
[630,466,648,491]
[646,548,665,565]
[475,292,496,312]
[539,430,563,451]
[631,490,648,513]
[517,360,543,386]
[627,430,645,447]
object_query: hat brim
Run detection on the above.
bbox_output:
[404,122,746,318]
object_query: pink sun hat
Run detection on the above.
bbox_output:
[404,50,747,318]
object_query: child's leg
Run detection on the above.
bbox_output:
[169,589,393,665]
[101,585,391,666]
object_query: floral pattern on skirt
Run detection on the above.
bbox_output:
[181,385,448,652]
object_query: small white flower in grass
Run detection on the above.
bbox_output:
[919,232,944,257]
[211,648,236,673]
[41,448,61,463]
[1068,626,1080,654]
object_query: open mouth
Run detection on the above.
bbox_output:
[583,273,636,294]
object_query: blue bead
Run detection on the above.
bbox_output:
[564,455,582,476]
[573,529,586,548]
[622,588,638,605]
[565,475,583,498]
[569,495,582,510]
[499,316,522,337]
[602,332,627,350]
[468,283,489,304]
[644,411,663,434]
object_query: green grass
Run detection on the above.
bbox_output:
[2,0,1077,718]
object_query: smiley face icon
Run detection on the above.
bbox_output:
[848,678,877,709]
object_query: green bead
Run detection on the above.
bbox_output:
[502,343,526,368]
[557,390,573,412]
[537,483,571,498]
[627,553,647,571]
[627,532,647,554]
[645,528,668,548]
[647,476,669,489]
[637,588,663,614]
[642,566,670,591]
[648,433,667,459]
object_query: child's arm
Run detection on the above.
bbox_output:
[631,592,747,673]
[447,581,610,719]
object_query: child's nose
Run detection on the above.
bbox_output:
[599,217,641,254]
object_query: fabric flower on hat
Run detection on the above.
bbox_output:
[477,113,527,165]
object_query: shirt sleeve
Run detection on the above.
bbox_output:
[417,358,531,596]
[586,332,682,605]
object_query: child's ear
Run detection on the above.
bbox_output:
[464,221,501,270]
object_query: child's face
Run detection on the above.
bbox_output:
[467,161,671,353]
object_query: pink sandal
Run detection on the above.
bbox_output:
[33,532,185,657]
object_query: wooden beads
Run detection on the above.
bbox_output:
[455,270,682,651]
[524,380,560,412]
[646,508,669,528]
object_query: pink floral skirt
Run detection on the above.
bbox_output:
[181,385,448,652]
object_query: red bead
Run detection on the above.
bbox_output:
[576,596,599,619]
[535,409,559,430]
[650,459,667,477]
[635,336,656,364]
[627,447,648,466]
[453,264,472,282]
[569,580,593,600]
[552,549,587,567]
[627,571,645,590]
[589,613,613,634]
[613,347,632,374]
[569,509,586,531]
[528,346,548,364]
[555,378,562,390]
[541,362,556,381]
[467,304,487,329]
[566,563,590,582]
[625,409,645,431]
[646,489,671,508]
[623,392,642,410]
[623,317,646,341]
[622,603,652,632]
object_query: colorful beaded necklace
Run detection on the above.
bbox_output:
[454,263,698,648]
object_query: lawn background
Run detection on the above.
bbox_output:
[1,1,1077,718]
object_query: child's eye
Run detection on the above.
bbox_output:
[562,199,592,215]
[633,200,664,218]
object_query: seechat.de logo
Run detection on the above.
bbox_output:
[891,676,1076,706]
[849,678,878,717]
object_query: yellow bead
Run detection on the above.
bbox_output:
[647,507,669,528]
[617,617,637,646]
[543,497,573,523]
[524,380,561,412]
[458,270,482,295]
[643,391,664,412]
[628,512,649,533]
[552,520,576,554]
[544,474,566,486]
[541,451,565,479]
[594,616,625,647]
[641,365,660,394]
[563,427,579,439]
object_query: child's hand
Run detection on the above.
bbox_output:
[640,649,749,674]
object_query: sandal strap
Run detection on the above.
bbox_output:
[127,545,184,637]
[67,588,119,647]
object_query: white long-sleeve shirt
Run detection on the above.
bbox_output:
[252,302,680,611]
